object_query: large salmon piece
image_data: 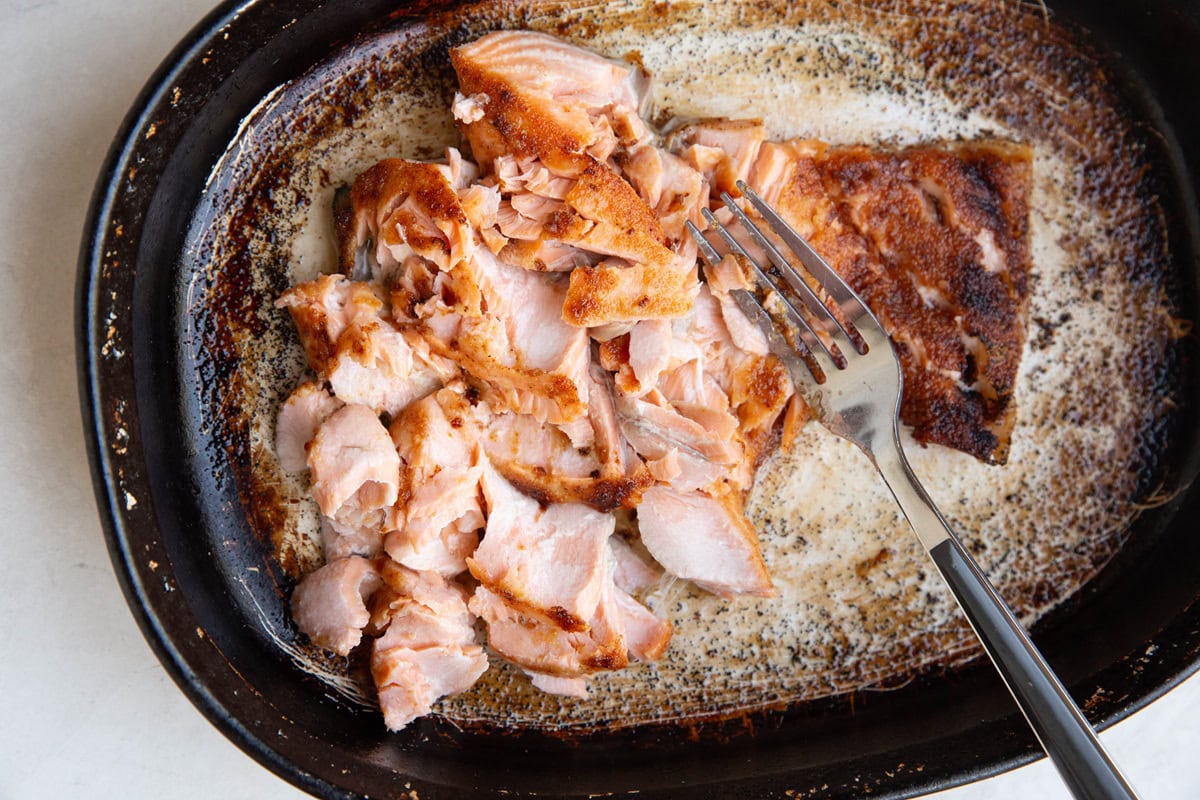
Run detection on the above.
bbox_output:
[678,122,1033,464]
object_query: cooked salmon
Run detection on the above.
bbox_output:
[617,144,709,240]
[450,31,701,327]
[449,30,649,173]
[385,386,485,577]
[276,274,385,374]
[337,156,477,281]
[527,672,590,699]
[468,582,627,682]
[480,366,653,512]
[337,154,592,424]
[275,380,342,472]
[277,274,452,416]
[319,516,383,561]
[636,485,774,598]
[326,321,447,416]
[278,31,1032,729]
[732,138,1032,464]
[608,279,794,502]
[613,587,672,662]
[368,558,477,635]
[609,535,663,595]
[369,560,488,731]
[417,245,591,424]
[307,404,400,528]
[464,465,641,684]
[468,464,614,629]
[670,118,766,199]
[290,555,382,656]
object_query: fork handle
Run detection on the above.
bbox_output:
[875,451,1139,800]
[929,537,1138,799]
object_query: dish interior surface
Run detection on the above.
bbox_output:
[81,0,1200,796]
[192,0,1181,726]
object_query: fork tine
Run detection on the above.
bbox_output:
[718,192,860,356]
[689,221,824,385]
[686,220,724,268]
[728,288,819,385]
[700,209,841,378]
[736,181,884,346]
[690,220,829,383]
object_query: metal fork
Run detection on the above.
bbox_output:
[686,181,1138,800]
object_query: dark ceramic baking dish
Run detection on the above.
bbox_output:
[77,0,1200,797]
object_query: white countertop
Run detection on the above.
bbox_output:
[0,1,1196,797]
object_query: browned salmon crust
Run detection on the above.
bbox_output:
[756,140,1032,464]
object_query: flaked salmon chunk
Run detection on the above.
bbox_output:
[449,30,649,173]
[482,411,645,511]
[307,404,400,528]
[450,31,700,327]
[276,274,385,374]
[275,381,343,472]
[703,253,770,355]
[636,486,774,599]
[336,156,478,281]
[290,556,383,656]
[277,274,452,416]
[607,280,793,494]
[669,118,766,198]
[327,321,447,416]
[613,587,672,662]
[469,582,627,682]
[464,465,655,684]
[319,516,383,561]
[338,154,592,424]
[597,274,792,593]
[385,386,485,577]
[563,245,700,328]
[468,464,615,629]
[450,31,670,270]
[368,558,477,633]
[416,246,591,423]
[609,535,663,595]
[481,365,652,512]
[369,561,487,731]
[618,145,709,240]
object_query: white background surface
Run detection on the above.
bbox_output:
[0,1,1196,798]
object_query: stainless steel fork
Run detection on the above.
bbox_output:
[686,181,1139,800]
